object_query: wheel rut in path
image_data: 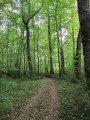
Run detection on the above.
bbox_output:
[16,77,60,120]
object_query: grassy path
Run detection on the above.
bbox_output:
[16,77,60,120]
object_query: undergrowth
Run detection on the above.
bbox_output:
[54,73,90,120]
[0,76,43,120]
[43,73,90,120]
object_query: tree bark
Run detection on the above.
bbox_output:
[17,40,20,78]
[26,25,33,76]
[10,48,12,69]
[23,33,26,77]
[48,13,54,74]
[75,29,82,80]
[71,10,76,72]
[7,29,9,76]
[40,57,42,74]
[55,7,61,76]
[60,16,65,74]
[77,0,90,96]
[37,26,39,76]
[72,26,76,72]
[24,55,26,77]
[33,21,36,75]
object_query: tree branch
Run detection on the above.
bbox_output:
[21,2,27,26]
[29,0,31,17]
[27,0,44,24]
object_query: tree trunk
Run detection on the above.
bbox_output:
[10,48,12,69]
[60,16,65,74]
[26,24,33,76]
[77,0,90,96]
[17,40,20,78]
[33,23,36,75]
[7,29,9,76]
[71,18,76,73]
[61,36,65,74]
[48,14,54,74]
[34,44,36,75]
[37,26,39,76]
[23,33,26,77]
[40,57,42,74]
[55,8,61,76]
[75,29,82,79]
[24,55,26,77]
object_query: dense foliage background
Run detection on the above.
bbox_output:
[0,0,90,120]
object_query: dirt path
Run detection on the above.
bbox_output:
[15,77,60,120]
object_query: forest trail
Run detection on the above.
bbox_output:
[16,77,60,120]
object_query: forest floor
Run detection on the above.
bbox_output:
[15,77,60,120]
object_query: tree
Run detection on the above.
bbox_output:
[75,29,82,80]
[60,16,65,75]
[37,24,40,76]
[55,1,61,76]
[21,0,44,76]
[48,9,54,74]
[32,19,36,75]
[77,0,90,96]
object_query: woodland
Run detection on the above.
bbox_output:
[0,0,90,120]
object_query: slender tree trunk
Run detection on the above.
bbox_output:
[40,57,41,74]
[60,16,65,74]
[71,24,76,73]
[19,30,24,77]
[48,13,54,74]
[24,55,26,77]
[61,36,65,74]
[48,57,50,72]
[55,63,57,73]
[37,26,39,76]
[44,56,46,73]
[23,33,26,77]
[17,40,20,78]
[46,57,48,73]
[44,56,48,73]
[14,26,19,77]
[10,48,12,69]
[33,22,36,75]
[71,10,76,72]
[7,29,9,76]
[77,0,90,96]
[16,31,21,78]
[75,29,82,79]
[42,59,43,73]
[26,25,33,76]
[34,43,36,75]
[17,31,23,78]
[55,8,61,76]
